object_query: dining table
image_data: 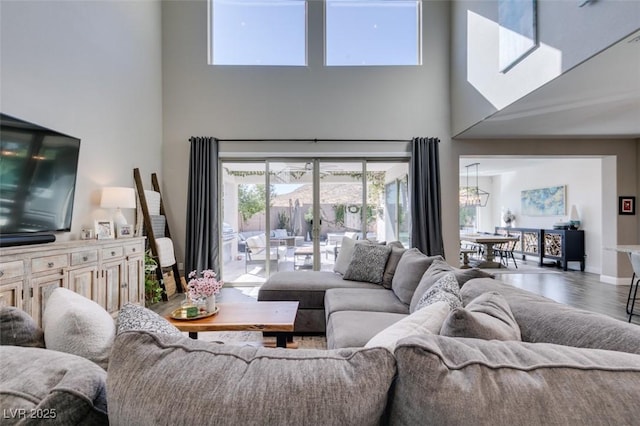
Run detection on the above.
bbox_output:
[460,233,520,268]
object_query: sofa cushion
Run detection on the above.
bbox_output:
[409,259,493,313]
[382,245,406,289]
[327,310,407,349]
[343,243,392,285]
[334,236,368,275]
[0,346,108,425]
[117,303,182,336]
[259,271,381,310]
[414,272,462,312]
[461,278,640,355]
[108,331,396,425]
[0,306,45,348]
[324,288,409,323]
[365,301,451,352]
[390,334,640,425]
[43,287,115,370]
[391,248,444,305]
[440,291,521,341]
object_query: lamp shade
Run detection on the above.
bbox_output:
[100,187,136,209]
[569,205,580,221]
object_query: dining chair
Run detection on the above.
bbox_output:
[497,239,518,269]
[627,253,640,322]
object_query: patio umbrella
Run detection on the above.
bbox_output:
[293,199,303,236]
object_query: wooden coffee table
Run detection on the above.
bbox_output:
[166,301,299,348]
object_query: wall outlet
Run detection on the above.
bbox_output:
[178,262,184,270]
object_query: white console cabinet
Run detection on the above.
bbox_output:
[0,237,145,326]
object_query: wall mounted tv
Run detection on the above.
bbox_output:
[0,113,81,247]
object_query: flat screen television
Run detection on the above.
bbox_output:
[0,113,81,246]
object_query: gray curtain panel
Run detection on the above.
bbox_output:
[185,137,219,275]
[410,137,444,256]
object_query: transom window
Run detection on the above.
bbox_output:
[325,0,421,66]
[210,0,307,66]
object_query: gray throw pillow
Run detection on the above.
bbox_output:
[343,244,392,285]
[391,248,444,305]
[382,245,406,289]
[409,259,494,313]
[440,291,521,341]
[117,303,182,336]
[0,306,45,348]
[333,236,369,275]
[414,272,463,312]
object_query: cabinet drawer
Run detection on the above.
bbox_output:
[32,254,69,273]
[124,243,142,257]
[0,261,24,281]
[71,250,99,266]
[102,246,124,260]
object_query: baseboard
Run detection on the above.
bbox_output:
[600,275,631,286]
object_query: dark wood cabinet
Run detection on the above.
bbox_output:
[495,227,585,271]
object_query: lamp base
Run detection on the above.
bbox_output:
[113,209,128,229]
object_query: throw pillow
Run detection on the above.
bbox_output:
[391,248,444,305]
[117,303,182,336]
[409,259,494,313]
[365,301,451,352]
[333,236,369,275]
[381,245,406,289]
[414,272,462,312]
[343,243,392,285]
[440,291,522,341]
[43,287,115,370]
[0,306,45,348]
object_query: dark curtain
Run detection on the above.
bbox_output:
[410,137,444,256]
[185,137,219,275]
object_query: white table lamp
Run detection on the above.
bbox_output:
[101,187,136,227]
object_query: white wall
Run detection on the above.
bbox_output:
[161,0,451,262]
[0,0,163,240]
[487,159,602,273]
[451,0,640,135]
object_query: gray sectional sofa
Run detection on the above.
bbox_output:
[4,239,640,425]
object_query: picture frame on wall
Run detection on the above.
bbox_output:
[619,196,636,215]
[95,219,115,240]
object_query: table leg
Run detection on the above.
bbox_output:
[275,333,288,348]
[189,332,198,339]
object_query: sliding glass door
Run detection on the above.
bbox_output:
[220,159,409,285]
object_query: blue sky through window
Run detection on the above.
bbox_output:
[212,0,307,66]
[210,0,421,67]
[326,0,420,66]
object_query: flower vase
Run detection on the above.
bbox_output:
[206,295,216,313]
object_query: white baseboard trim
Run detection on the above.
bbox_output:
[600,275,631,286]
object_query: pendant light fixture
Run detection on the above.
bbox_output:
[461,163,490,207]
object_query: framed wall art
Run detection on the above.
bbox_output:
[619,196,636,215]
[521,185,565,216]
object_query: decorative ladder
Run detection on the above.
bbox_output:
[133,168,184,302]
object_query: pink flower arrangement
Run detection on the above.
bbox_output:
[187,269,223,301]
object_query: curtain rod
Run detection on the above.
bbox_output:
[212,138,414,143]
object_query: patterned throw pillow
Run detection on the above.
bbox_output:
[415,273,462,311]
[0,306,45,348]
[343,243,392,285]
[117,303,182,336]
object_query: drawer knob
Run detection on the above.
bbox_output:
[83,256,88,262]
[0,271,4,277]
[132,248,136,252]
[111,251,116,256]
[48,262,54,268]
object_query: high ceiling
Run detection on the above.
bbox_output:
[456,30,640,139]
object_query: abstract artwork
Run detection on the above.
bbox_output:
[498,0,537,72]
[521,185,565,216]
